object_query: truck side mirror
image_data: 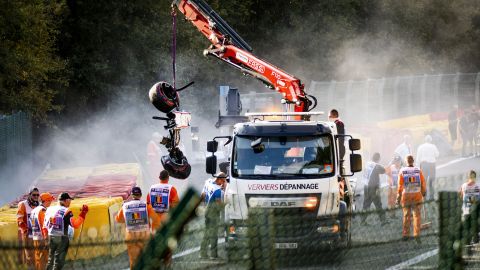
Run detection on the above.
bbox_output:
[349,139,361,151]
[207,140,218,153]
[350,154,362,173]
[206,155,217,174]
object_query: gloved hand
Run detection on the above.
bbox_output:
[79,204,89,219]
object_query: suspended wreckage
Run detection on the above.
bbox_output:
[148,81,193,179]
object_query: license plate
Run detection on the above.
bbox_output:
[275,243,298,249]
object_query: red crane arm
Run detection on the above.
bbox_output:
[174,0,312,113]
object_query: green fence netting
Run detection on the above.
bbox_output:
[1,172,480,270]
[0,112,32,167]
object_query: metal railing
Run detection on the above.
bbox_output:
[309,72,480,123]
[0,112,32,170]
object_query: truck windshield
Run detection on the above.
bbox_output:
[232,135,335,179]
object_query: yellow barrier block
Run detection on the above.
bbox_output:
[0,221,18,242]
[0,208,18,223]
[376,115,454,147]
[65,197,125,260]
[0,163,143,261]
[0,208,20,244]
[377,114,431,129]
[0,197,126,260]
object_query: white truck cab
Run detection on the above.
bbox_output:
[205,112,362,258]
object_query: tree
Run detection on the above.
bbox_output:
[0,0,66,121]
[53,0,259,120]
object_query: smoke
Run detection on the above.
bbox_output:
[231,0,480,181]
[332,0,480,80]
[33,91,153,168]
[333,35,436,80]
[247,0,479,82]
[0,158,39,206]
[3,1,478,204]
[0,79,227,205]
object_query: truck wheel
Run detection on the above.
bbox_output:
[226,243,234,262]
[226,241,250,267]
[344,215,352,248]
[338,196,353,249]
[344,197,353,248]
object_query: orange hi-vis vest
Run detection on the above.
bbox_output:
[19,200,35,238]
[461,182,480,216]
[30,205,46,240]
[149,183,172,213]
[123,200,149,232]
[44,205,68,236]
[398,166,426,204]
[390,165,400,187]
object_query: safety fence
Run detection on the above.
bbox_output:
[1,172,480,270]
[0,201,440,270]
[0,112,32,174]
[0,112,33,206]
[438,191,480,270]
[0,112,31,164]
[0,204,439,270]
[308,72,480,123]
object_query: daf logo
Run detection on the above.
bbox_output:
[249,197,316,208]
[271,201,295,207]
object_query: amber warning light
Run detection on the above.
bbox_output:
[304,197,318,208]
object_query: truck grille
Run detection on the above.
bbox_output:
[246,194,321,239]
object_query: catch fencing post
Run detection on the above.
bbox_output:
[438,191,463,269]
[248,208,275,270]
[475,72,480,106]
[134,188,201,270]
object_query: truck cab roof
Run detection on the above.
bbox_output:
[233,120,335,136]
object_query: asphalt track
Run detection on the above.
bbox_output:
[437,155,480,178]
[172,207,440,270]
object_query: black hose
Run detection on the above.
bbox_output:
[176,81,195,92]
[306,94,318,111]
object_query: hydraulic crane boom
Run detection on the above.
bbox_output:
[148,0,317,179]
[173,0,315,113]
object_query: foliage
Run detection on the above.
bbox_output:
[1,0,480,121]
[0,0,66,121]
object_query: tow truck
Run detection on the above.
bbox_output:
[168,0,363,259]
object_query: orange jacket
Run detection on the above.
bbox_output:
[43,205,85,236]
[37,208,48,239]
[65,209,85,229]
[17,201,28,234]
[386,164,400,187]
[16,200,35,235]
[397,166,426,204]
[115,201,162,233]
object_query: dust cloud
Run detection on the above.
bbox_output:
[2,0,479,204]
[0,86,221,205]
[244,0,480,180]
